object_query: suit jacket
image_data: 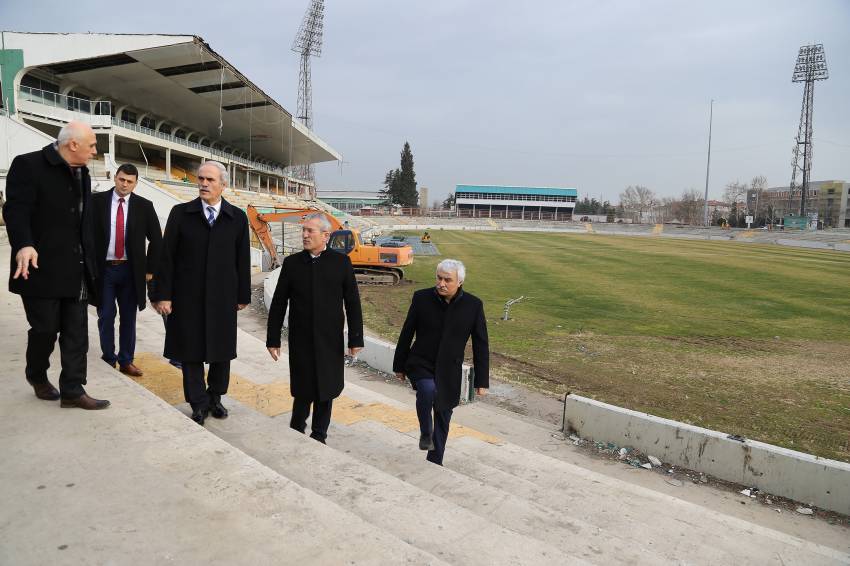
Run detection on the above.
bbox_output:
[393,287,489,410]
[3,143,98,299]
[153,197,251,363]
[90,189,162,311]
[266,249,364,402]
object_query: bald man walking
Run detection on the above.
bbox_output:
[4,121,110,409]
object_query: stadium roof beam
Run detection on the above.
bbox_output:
[0,31,340,171]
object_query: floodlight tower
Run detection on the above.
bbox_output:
[789,44,828,218]
[292,0,325,183]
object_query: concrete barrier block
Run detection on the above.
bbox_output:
[564,394,850,515]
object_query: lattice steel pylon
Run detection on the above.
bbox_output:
[291,0,324,184]
[788,44,828,218]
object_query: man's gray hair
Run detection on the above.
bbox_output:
[57,122,88,147]
[304,212,333,232]
[199,160,229,186]
[436,259,466,283]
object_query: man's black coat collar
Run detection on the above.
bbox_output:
[42,143,89,174]
[185,196,235,218]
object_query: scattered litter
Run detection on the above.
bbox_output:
[665,478,684,487]
[775,509,781,514]
[796,507,814,515]
[618,447,628,459]
[774,336,780,340]
[648,455,662,467]
[699,474,708,484]
[740,488,759,498]
[727,434,746,442]
[569,434,581,443]
[641,463,653,470]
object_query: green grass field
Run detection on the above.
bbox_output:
[359,231,850,462]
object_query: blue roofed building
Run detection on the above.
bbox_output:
[455,184,578,220]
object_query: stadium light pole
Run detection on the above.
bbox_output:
[703,99,713,228]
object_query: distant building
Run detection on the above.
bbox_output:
[747,180,849,227]
[455,184,577,220]
[316,190,384,213]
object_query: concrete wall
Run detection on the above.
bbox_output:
[564,394,850,515]
[0,113,54,169]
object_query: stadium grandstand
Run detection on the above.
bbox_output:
[0,31,379,265]
[455,184,577,220]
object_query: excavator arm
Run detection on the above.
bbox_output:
[247,204,343,268]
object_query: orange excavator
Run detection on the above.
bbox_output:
[247,204,413,285]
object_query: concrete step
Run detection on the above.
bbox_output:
[204,400,584,566]
[325,420,666,564]
[333,422,850,564]
[444,436,850,565]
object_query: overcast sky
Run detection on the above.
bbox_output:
[2,0,848,202]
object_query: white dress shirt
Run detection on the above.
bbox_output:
[106,191,131,260]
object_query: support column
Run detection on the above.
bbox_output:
[108,132,116,165]
[165,148,172,181]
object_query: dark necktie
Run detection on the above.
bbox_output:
[115,197,125,259]
[207,206,215,227]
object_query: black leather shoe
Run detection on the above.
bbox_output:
[191,408,208,425]
[419,434,435,451]
[60,394,110,410]
[210,401,228,419]
[28,379,60,401]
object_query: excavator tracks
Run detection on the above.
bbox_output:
[354,268,403,285]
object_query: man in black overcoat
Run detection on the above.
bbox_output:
[266,213,364,444]
[153,161,250,425]
[3,120,110,409]
[393,259,489,465]
[90,163,162,377]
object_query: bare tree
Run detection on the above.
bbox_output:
[750,175,767,221]
[619,185,656,223]
[674,188,704,225]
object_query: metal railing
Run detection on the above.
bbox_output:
[19,86,111,116]
[17,86,315,186]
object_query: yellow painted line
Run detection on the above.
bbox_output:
[131,352,502,444]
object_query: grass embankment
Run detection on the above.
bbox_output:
[360,230,850,462]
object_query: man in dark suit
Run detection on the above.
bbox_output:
[3,120,109,409]
[153,161,250,425]
[90,163,162,377]
[266,213,364,444]
[393,259,489,465]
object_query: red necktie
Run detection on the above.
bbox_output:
[115,197,125,259]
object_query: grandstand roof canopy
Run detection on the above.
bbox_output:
[456,184,578,197]
[1,31,340,167]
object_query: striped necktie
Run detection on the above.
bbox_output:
[207,206,215,227]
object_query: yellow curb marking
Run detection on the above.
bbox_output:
[132,352,501,444]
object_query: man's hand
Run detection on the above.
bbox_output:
[267,347,280,361]
[155,300,172,315]
[237,304,248,311]
[145,273,154,282]
[348,347,363,357]
[13,246,38,280]
[475,388,487,397]
[395,372,406,382]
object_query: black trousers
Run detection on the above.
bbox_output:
[181,361,230,411]
[290,397,333,443]
[21,295,88,399]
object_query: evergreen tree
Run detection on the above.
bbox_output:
[396,141,418,206]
